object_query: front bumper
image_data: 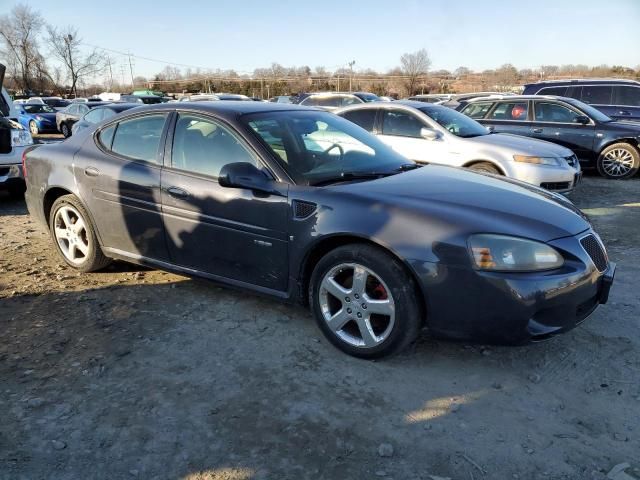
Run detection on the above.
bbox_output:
[412,230,615,344]
[507,161,581,194]
[0,146,25,190]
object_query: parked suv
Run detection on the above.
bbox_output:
[1,64,34,197]
[458,95,640,179]
[522,79,640,121]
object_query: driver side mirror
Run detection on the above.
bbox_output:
[420,127,441,141]
[574,115,590,125]
[219,162,281,196]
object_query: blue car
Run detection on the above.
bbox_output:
[16,103,58,135]
[522,79,640,122]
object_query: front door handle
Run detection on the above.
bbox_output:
[84,166,100,177]
[166,186,189,198]
[531,128,543,134]
[618,110,631,116]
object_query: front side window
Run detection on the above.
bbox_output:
[171,114,257,177]
[488,102,529,121]
[461,102,493,119]
[244,110,408,185]
[613,86,640,106]
[111,114,167,163]
[24,104,55,114]
[382,110,424,137]
[534,102,582,123]
[341,109,377,132]
[581,86,612,105]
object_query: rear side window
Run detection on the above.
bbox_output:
[581,86,612,105]
[538,86,567,96]
[613,86,640,106]
[381,110,424,137]
[84,108,104,124]
[461,102,493,119]
[98,125,116,149]
[110,114,167,163]
[341,109,377,132]
[488,102,529,121]
[78,105,89,115]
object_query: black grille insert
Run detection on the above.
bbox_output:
[541,181,570,191]
[292,200,316,219]
[580,234,608,272]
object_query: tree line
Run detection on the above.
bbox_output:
[1,3,638,99]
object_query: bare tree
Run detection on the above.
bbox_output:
[454,66,471,78]
[0,4,45,92]
[46,25,105,97]
[399,48,431,95]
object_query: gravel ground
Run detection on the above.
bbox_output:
[1,173,639,480]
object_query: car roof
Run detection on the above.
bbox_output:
[119,101,319,119]
[525,78,640,87]
[102,103,141,111]
[465,94,558,102]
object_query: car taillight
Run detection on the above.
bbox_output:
[22,150,27,179]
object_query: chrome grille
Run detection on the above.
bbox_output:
[580,234,608,272]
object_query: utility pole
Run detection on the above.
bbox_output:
[260,77,264,99]
[127,52,135,90]
[64,34,75,96]
[106,56,114,91]
[336,75,340,92]
[348,60,355,92]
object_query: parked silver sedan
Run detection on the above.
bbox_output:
[336,101,582,193]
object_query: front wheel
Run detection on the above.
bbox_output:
[60,123,71,138]
[49,195,111,272]
[468,161,501,175]
[310,244,422,358]
[28,120,39,136]
[597,143,639,179]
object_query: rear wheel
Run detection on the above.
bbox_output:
[596,143,639,179]
[468,161,501,175]
[28,120,39,136]
[49,195,111,272]
[310,244,422,358]
[60,123,71,138]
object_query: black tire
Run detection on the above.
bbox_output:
[596,143,639,179]
[28,120,39,136]
[49,194,111,272]
[309,243,422,359]
[60,123,71,138]
[468,161,501,175]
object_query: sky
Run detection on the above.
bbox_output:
[3,0,640,79]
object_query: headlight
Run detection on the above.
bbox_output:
[11,129,34,147]
[468,234,564,271]
[35,115,43,121]
[513,155,561,166]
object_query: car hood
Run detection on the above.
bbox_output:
[336,165,590,242]
[470,133,574,157]
[607,119,640,130]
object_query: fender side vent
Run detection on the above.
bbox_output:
[293,200,317,219]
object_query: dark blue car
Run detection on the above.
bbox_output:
[522,79,640,122]
[16,103,58,135]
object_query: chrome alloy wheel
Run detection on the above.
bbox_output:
[319,263,395,348]
[53,205,90,265]
[602,148,635,177]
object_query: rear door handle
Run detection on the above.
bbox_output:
[531,128,543,134]
[166,186,189,198]
[84,167,100,177]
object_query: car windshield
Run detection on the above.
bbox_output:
[569,99,613,122]
[419,105,489,138]
[358,93,380,102]
[243,110,411,185]
[24,104,55,113]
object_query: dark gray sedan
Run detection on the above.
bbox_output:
[23,102,615,358]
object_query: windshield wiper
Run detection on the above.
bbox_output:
[311,170,398,186]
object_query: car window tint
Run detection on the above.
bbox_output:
[171,114,257,177]
[534,102,581,123]
[341,109,377,132]
[462,102,493,119]
[98,125,116,149]
[102,109,117,120]
[111,114,167,163]
[488,102,528,121]
[581,86,612,105]
[78,105,89,115]
[67,104,78,114]
[381,110,424,137]
[613,86,640,106]
[538,86,567,96]
[84,108,103,124]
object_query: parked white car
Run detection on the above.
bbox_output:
[336,101,582,193]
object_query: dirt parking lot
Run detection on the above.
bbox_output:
[1,173,639,480]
